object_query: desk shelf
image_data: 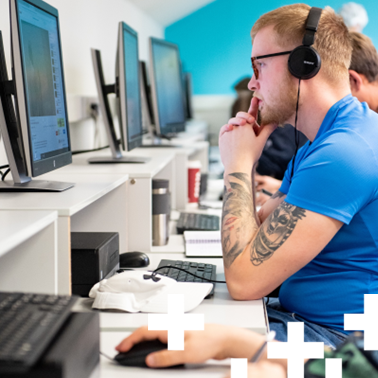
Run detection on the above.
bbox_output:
[0,172,128,294]
[0,210,58,294]
[66,150,181,252]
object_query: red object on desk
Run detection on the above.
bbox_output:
[188,161,201,203]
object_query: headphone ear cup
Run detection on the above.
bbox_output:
[288,46,321,79]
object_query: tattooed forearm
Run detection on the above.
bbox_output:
[250,202,306,266]
[271,190,285,200]
[222,172,258,268]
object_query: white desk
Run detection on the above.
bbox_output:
[84,251,267,377]
[0,210,58,294]
[0,172,128,294]
[140,140,210,177]
[63,151,176,252]
[69,142,209,211]
[142,119,208,147]
[91,331,231,378]
[74,253,268,335]
[136,143,209,209]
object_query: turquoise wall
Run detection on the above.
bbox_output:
[165,0,378,95]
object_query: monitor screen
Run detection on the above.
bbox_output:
[149,38,186,136]
[119,23,143,151]
[15,0,70,175]
[183,72,193,120]
[139,60,155,130]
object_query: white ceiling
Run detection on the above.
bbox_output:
[127,0,216,26]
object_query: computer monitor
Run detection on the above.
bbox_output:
[89,22,149,164]
[149,37,186,137]
[0,0,74,191]
[183,72,194,120]
[139,60,155,133]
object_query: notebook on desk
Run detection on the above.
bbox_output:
[184,230,222,257]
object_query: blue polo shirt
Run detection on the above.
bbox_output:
[279,94,378,334]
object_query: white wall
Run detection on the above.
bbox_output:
[0,0,163,162]
[193,95,235,146]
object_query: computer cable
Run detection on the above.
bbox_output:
[143,266,227,284]
[1,168,10,181]
[89,103,101,149]
[0,164,10,181]
[290,78,302,184]
[99,351,114,361]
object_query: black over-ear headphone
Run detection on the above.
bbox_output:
[288,7,322,80]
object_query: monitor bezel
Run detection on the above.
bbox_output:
[148,37,186,137]
[184,72,194,120]
[11,0,72,178]
[117,21,143,152]
[139,60,155,133]
[91,48,122,159]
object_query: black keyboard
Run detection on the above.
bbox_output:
[0,292,78,373]
[176,212,220,234]
[157,259,217,298]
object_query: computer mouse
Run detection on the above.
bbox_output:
[114,339,176,368]
[119,251,150,268]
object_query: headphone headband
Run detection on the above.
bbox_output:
[302,7,322,46]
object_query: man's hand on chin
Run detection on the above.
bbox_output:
[219,97,277,172]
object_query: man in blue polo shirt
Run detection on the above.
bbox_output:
[219,4,378,348]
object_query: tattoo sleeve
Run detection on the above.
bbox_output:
[250,202,306,266]
[222,172,258,268]
[271,190,285,200]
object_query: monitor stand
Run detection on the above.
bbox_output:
[0,180,75,192]
[139,132,181,148]
[138,144,179,149]
[88,156,150,164]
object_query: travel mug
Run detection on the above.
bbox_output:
[152,179,171,246]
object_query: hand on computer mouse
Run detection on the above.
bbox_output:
[115,324,266,368]
[114,339,170,368]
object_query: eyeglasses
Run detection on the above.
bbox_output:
[251,51,292,80]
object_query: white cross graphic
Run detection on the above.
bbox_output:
[230,355,340,378]
[344,294,378,350]
[267,322,324,378]
[148,294,204,350]
[326,358,342,378]
[231,358,247,378]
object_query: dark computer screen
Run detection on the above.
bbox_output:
[17,0,70,170]
[149,38,186,136]
[89,21,148,164]
[139,60,155,130]
[119,23,143,151]
[183,72,193,120]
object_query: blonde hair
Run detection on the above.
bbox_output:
[251,4,352,84]
[349,31,378,82]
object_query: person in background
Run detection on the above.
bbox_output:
[257,29,378,205]
[338,2,368,32]
[349,31,378,112]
